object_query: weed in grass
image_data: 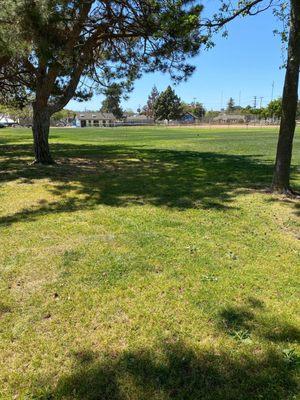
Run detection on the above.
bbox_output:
[282,349,300,368]
[230,329,253,343]
[228,251,238,260]
[186,244,198,254]
[201,274,219,282]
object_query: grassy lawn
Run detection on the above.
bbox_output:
[0,126,299,400]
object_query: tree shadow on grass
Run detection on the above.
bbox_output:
[34,341,298,400]
[218,298,300,345]
[0,142,298,226]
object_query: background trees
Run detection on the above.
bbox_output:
[227,98,235,113]
[100,84,124,120]
[182,101,206,119]
[143,86,160,118]
[267,99,282,120]
[191,102,206,119]
[153,86,183,122]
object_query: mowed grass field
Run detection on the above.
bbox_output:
[0,126,299,400]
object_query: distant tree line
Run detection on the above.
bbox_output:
[98,84,206,122]
[2,91,299,125]
[138,86,206,122]
[222,97,300,121]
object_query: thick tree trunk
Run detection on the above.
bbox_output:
[32,106,54,164]
[272,0,300,193]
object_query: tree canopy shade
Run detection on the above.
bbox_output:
[0,0,203,163]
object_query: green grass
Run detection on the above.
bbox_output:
[0,126,299,400]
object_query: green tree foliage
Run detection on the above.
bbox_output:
[241,106,266,120]
[100,84,124,119]
[233,99,285,120]
[153,86,183,122]
[227,97,235,113]
[0,103,33,124]
[206,110,221,119]
[182,101,206,118]
[52,109,75,122]
[0,0,203,163]
[267,98,282,119]
[124,109,135,117]
[191,102,206,118]
[143,86,160,118]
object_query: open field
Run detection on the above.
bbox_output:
[0,126,299,399]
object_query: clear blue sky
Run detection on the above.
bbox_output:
[69,2,287,112]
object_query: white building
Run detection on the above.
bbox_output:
[75,112,116,127]
[0,115,16,127]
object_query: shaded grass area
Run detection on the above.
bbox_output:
[38,343,297,400]
[0,127,299,399]
[0,142,276,221]
[1,127,299,223]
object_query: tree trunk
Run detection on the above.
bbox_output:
[272,0,300,193]
[32,106,54,164]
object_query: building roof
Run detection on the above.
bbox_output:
[181,112,196,119]
[213,114,247,121]
[126,114,153,120]
[76,112,116,120]
[0,115,15,124]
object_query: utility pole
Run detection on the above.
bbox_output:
[253,96,257,109]
[259,97,264,108]
[220,91,223,110]
[238,91,241,107]
[271,81,275,101]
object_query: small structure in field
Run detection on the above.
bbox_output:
[75,112,116,127]
[179,112,198,123]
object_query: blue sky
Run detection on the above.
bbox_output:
[69,1,287,112]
